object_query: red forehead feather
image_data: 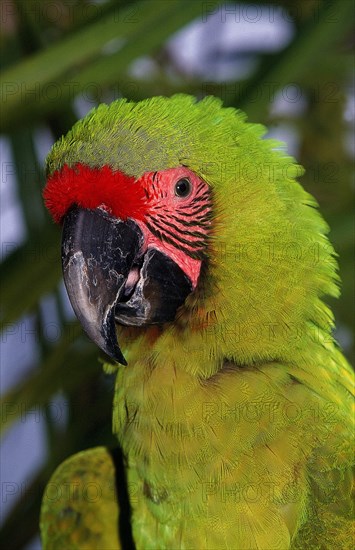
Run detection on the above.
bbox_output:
[43,163,148,223]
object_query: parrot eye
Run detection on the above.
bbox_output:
[174,178,191,198]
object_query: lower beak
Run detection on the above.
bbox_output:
[61,206,143,365]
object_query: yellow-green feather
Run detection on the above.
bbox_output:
[41,447,121,549]
[45,95,354,549]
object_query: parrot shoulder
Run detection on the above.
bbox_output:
[40,446,130,549]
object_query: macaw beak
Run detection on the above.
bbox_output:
[61,206,192,365]
[61,207,142,365]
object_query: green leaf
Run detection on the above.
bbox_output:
[0,0,223,131]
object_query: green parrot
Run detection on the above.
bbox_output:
[41,95,354,549]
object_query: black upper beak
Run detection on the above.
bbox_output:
[61,206,193,365]
[61,207,143,365]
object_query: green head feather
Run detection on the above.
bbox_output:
[47,94,340,377]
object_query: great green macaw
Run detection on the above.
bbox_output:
[41,95,354,549]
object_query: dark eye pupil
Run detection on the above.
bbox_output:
[175,178,191,197]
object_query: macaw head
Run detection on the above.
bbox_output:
[44,95,338,374]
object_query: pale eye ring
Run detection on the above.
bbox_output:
[174,178,191,198]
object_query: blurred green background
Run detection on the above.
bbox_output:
[0,0,353,548]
